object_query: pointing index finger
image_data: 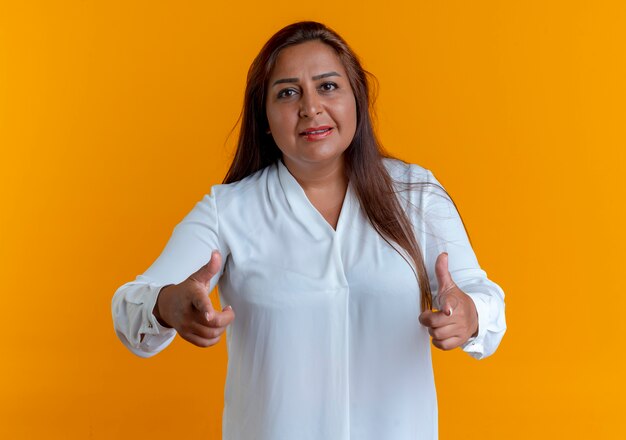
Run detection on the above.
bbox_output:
[207,306,235,328]
[419,309,454,329]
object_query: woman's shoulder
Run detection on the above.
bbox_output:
[210,162,277,203]
[382,157,434,183]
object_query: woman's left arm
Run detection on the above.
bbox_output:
[415,168,507,360]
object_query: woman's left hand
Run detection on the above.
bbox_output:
[418,252,479,350]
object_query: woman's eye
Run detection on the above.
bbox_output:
[277,82,337,99]
[277,88,297,99]
[320,82,338,92]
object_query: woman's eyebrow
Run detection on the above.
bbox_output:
[272,71,341,87]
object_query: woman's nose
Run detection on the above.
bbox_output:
[299,91,322,118]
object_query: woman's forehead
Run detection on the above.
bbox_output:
[270,41,346,78]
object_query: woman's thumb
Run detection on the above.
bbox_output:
[435,252,455,293]
[188,250,222,287]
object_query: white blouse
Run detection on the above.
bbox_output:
[112,158,506,440]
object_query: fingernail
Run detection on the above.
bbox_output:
[205,312,211,321]
[225,305,233,311]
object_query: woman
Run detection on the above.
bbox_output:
[112,21,506,439]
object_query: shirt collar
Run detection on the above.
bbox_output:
[276,158,352,239]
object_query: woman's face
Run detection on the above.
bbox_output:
[265,40,357,171]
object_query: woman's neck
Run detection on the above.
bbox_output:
[282,155,348,193]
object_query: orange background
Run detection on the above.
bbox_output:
[1,1,624,439]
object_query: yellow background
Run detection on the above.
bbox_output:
[1,1,624,438]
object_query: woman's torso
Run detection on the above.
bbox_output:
[214,158,438,440]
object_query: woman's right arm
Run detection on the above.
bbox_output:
[111,188,230,358]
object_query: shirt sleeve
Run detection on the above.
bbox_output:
[111,188,228,358]
[417,168,507,360]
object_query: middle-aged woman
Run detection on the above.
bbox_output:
[112,20,506,439]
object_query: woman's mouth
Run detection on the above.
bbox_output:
[300,127,334,141]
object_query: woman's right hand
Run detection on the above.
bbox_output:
[153,250,235,347]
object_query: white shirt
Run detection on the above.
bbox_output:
[111,158,506,440]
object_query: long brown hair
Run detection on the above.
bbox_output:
[224,21,447,312]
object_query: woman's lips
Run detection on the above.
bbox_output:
[300,127,333,141]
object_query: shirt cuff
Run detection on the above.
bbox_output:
[460,291,490,359]
[136,283,177,355]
